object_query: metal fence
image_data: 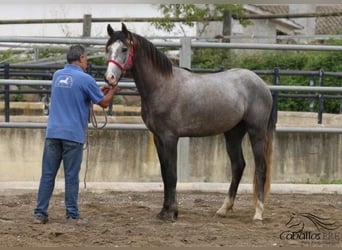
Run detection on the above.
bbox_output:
[1,64,342,129]
[1,37,342,131]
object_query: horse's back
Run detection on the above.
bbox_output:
[192,68,272,108]
[164,67,273,136]
[222,68,269,90]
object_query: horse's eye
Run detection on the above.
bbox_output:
[122,48,128,53]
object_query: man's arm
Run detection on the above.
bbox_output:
[97,85,119,108]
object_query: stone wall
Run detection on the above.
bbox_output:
[1,127,341,184]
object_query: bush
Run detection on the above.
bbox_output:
[192,41,342,114]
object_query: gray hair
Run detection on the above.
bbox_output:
[66,45,86,63]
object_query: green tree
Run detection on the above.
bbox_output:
[152,4,249,37]
[234,44,342,114]
[153,4,251,70]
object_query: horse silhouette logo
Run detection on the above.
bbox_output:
[56,75,73,88]
[280,212,340,243]
[286,212,339,232]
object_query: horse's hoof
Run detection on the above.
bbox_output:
[215,207,233,217]
[215,211,227,218]
[215,210,227,218]
[157,209,178,221]
[253,219,264,226]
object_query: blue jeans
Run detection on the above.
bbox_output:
[34,138,84,219]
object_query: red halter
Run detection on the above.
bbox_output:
[107,42,134,76]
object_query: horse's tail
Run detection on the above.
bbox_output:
[253,103,276,203]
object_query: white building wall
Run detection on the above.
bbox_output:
[0,3,195,38]
[197,19,277,44]
[289,4,316,43]
[232,19,277,44]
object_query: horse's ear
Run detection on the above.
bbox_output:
[107,24,114,36]
[121,23,129,36]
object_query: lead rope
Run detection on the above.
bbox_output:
[83,103,108,189]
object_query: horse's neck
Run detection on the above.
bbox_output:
[131,59,166,99]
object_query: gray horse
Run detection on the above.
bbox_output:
[105,23,275,222]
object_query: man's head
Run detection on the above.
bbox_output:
[67,45,88,71]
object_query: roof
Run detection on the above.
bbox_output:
[316,5,342,35]
[244,4,302,31]
[254,4,342,35]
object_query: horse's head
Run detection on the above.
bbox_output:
[285,213,305,233]
[104,23,134,86]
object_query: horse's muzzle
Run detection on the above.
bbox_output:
[104,72,117,86]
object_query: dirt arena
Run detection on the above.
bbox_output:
[0,190,341,247]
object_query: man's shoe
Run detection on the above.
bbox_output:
[66,217,89,226]
[33,214,48,224]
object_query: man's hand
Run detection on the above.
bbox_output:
[101,85,120,95]
[98,85,120,108]
[100,86,111,95]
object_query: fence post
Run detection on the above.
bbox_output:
[82,14,92,38]
[272,68,279,124]
[309,73,315,112]
[42,72,50,116]
[177,37,192,181]
[318,69,324,124]
[34,47,39,61]
[4,63,10,122]
[179,37,192,69]
[86,62,93,75]
[340,82,342,114]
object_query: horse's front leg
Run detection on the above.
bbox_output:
[153,133,178,221]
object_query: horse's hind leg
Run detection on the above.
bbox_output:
[248,127,269,222]
[216,123,247,217]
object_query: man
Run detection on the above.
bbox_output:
[33,45,118,224]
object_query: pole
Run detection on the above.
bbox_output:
[177,37,192,181]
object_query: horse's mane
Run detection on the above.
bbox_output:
[132,33,173,77]
[106,31,173,77]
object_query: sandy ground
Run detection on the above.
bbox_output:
[0,190,341,247]
[1,111,342,247]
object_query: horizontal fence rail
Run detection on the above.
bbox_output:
[2,79,342,93]
[1,79,342,133]
[1,122,342,134]
[269,85,342,93]
[0,122,147,130]
[0,79,125,87]
[3,36,342,51]
[2,36,342,131]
